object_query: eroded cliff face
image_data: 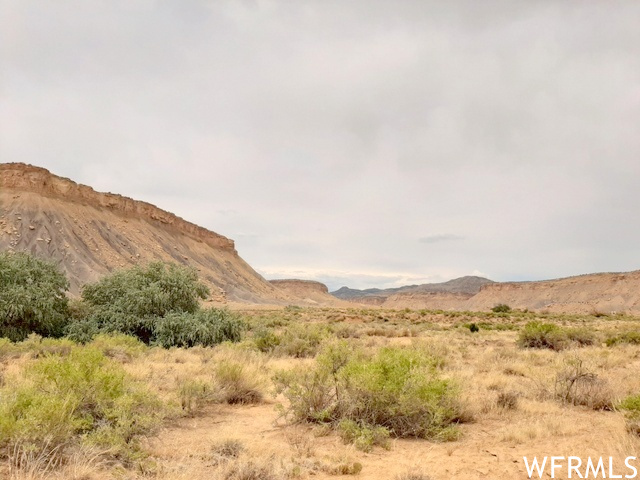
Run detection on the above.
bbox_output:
[0,163,287,303]
[0,163,234,251]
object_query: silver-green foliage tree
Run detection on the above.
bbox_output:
[68,261,244,347]
[70,262,210,344]
[0,252,70,341]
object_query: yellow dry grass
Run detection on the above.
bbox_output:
[2,308,639,479]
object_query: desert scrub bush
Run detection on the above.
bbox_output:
[220,457,286,480]
[492,304,512,313]
[252,327,281,353]
[0,251,70,341]
[274,323,329,358]
[338,346,462,440]
[554,357,613,410]
[518,322,566,350]
[178,379,213,414]
[619,394,640,436]
[496,392,518,410]
[274,342,463,443]
[564,327,598,346]
[605,330,640,347]
[0,347,163,463]
[18,334,76,357]
[153,308,244,348]
[213,359,264,404]
[89,333,146,361]
[211,438,245,460]
[337,419,390,452]
[518,322,598,350]
[0,334,76,360]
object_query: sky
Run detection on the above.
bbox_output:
[2,1,640,292]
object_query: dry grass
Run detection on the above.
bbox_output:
[2,308,640,480]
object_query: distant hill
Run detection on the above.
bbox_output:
[333,271,640,315]
[332,276,494,304]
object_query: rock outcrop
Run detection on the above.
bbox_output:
[0,163,285,302]
[270,279,348,306]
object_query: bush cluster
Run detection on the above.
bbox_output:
[605,331,640,347]
[64,262,243,347]
[274,342,463,447]
[517,322,597,351]
[0,346,162,462]
[0,254,244,348]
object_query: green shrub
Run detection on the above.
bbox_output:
[491,304,511,313]
[337,419,390,452]
[89,333,146,361]
[275,324,328,358]
[18,334,76,357]
[253,328,281,353]
[274,343,463,443]
[518,322,597,351]
[619,394,640,436]
[620,394,640,417]
[0,252,70,341]
[154,308,243,348]
[605,331,640,347]
[0,347,162,462]
[71,262,209,343]
[338,347,461,440]
[517,322,567,350]
[65,262,242,347]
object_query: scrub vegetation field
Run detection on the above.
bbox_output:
[1,253,640,480]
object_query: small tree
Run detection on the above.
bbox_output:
[0,252,70,341]
[76,262,210,343]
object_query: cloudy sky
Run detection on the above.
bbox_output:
[2,1,640,291]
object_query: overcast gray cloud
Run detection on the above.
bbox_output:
[2,0,640,291]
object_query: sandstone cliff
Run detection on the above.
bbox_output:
[0,163,286,302]
[269,279,349,306]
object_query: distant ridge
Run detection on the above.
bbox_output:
[332,276,494,304]
[332,271,640,314]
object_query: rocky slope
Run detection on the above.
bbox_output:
[0,163,291,303]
